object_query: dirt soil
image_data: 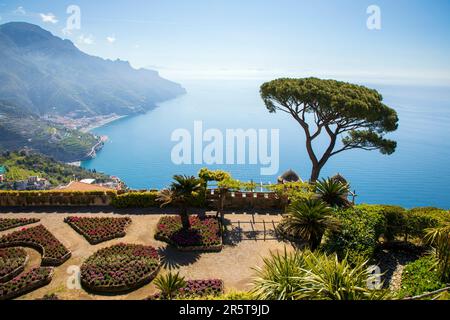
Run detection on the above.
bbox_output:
[0,210,287,300]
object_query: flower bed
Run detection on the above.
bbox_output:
[0,267,53,300]
[0,248,28,283]
[155,216,222,252]
[0,225,71,266]
[80,243,161,293]
[0,218,40,232]
[65,216,132,244]
[147,279,224,300]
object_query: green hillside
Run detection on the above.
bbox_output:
[0,151,110,186]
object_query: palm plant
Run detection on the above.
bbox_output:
[154,272,187,300]
[280,199,339,250]
[251,249,309,300]
[157,175,202,229]
[425,225,450,282]
[315,178,351,208]
[302,252,390,300]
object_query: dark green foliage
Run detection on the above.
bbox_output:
[324,205,385,264]
[399,256,446,298]
[0,151,109,186]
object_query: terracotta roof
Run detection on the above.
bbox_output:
[58,181,113,192]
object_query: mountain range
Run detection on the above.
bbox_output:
[0,22,185,162]
[0,22,185,117]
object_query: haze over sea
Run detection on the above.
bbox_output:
[82,79,450,209]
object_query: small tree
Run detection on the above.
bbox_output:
[260,78,399,181]
[157,175,202,229]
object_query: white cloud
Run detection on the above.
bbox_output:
[78,34,95,45]
[13,6,26,15]
[40,13,58,24]
[106,35,116,44]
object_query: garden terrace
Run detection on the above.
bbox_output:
[0,218,40,231]
[0,267,53,300]
[65,216,132,244]
[80,243,161,294]
[0,225,71,266]
[155,216,223,252]
[0,248,28,283]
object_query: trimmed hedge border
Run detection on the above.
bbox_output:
[0,190,116,207]
[0,225,71,266]
[64,217,131,245]
[0,267,53,301]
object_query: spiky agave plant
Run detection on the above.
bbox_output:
[302,252,390,300]
[315,178,351,208]
[251,249,308,300]
[425,224,450,282]
[280,199,339,250]
[154,272,187,300]
[251,249,390,300]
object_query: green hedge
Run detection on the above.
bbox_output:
[0,190,116,206]
[324,205,386,264]
[110,191,159,208]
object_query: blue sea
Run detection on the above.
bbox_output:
[82,80,450,209]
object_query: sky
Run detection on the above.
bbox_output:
[0,0,449,84]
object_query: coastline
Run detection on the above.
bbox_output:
[80,115,127,133]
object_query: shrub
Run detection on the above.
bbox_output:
[155,216,222,251]
[324,206,385,264]
[409,207,450,226]
[353,205,447,243]
[80,243,160,293]
[65,216,131,244]
[251,249,389,300]
[0,225,71,266]
[0,267,53,300]
[111,191,159,208]
[425,225,450,282]
[0,218,40,231]
[399,256,446,298]
[0,248,28,283]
